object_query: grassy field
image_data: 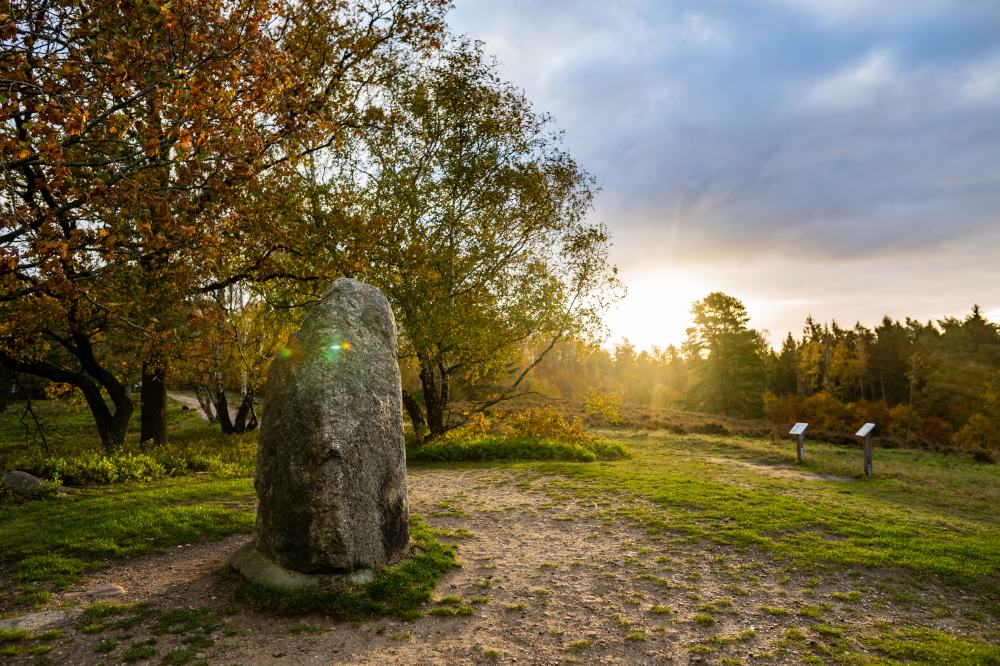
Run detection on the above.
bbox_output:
[1,399,998,663]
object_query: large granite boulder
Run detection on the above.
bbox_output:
[232,278,408,588]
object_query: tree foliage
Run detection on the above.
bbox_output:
[330,41,620,437]
[682,292,767,417]
[0,0,448,449]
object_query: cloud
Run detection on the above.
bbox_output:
[959,53,1000,105]
[768,0,952,24]
[804,49,898,111]
[447,1,1000,345]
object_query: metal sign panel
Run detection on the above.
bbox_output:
[789,422,808,435]
[856,423,876,437]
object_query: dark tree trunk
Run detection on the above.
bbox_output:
[0,348,133,453]
[232,390,258,433]
[418,356,449,438]
[81,378,133,452]
[140,360,168,446]
[194,386,217,423]
[215,389,235,434]
[402,390,427,438]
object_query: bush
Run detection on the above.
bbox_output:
[21,452,166,486]
[584,390,622,426]
[408,435,627,463]
[954,414,1000,455]
[8,433,255,486]
[408,407,628,463]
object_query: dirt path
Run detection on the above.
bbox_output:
[167,391,237,423]
[703,456,853,482]
[30,468,982,665]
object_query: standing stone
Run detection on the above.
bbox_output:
[232,278,408,587]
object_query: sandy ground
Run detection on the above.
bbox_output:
[23,468,985,665]
[167,391,235,423]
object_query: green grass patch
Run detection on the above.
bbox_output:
[233,516,458,619]
[407,434,627,463]
[161,648,199,665]
[122,640,157,662]
[0,477,253,591]
[427,604,475,617]
[759,605,790,616]
[532,431,1000,584]
[864,625,1000,665]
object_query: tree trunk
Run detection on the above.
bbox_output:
[194,386,218,423]
[402,390,427,438]
[215,389,235,434]
[232,389,258,433]
[80,378,133,453]
[0,348,133,454]
[140,359,168,446]
[418,357,449,438]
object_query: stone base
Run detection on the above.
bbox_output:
[230,542,374,591]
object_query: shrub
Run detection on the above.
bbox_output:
[953,414,1000,456]
[8,433,255,487]
[408,435,627,463]
[584,389,622,426]
[21,452,166,486]
[407,407,628,463]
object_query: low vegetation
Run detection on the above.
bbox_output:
[0,399,255,488]
[0,477,254,599]
[407,408,628,462]
[2,399,999,661]
[538,430,1000,582]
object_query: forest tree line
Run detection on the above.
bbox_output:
[520,293,1000,456]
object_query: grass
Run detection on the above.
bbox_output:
[4,401,1000,662]
[0,476,254,590]
[233,516,458,619]
[864,625,1000,665]
[532,430,1000,584]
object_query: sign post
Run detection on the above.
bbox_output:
[789,422,808,463]
[855,423,876,477]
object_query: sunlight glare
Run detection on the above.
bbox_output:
[603,271,710,351]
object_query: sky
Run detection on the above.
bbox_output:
[446,0,1000,350]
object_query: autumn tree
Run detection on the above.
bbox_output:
[175,286,293,433]
[0,0,447,450]
[329,41,620,437]
[683,292,766,417]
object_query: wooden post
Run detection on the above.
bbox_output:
[789,423,808,463]
[863,434,873,478]
[856,423,875,478]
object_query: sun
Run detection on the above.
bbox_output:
[603,270,709,351]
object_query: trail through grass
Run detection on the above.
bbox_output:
[527,430,1000,584]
